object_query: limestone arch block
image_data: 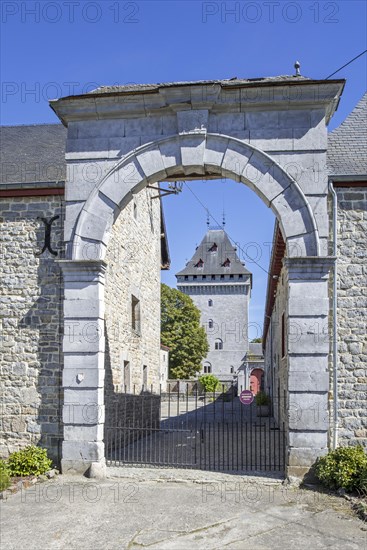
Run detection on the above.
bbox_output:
[179,133,206,175]
[158,137,183,175]
[136,147,168,183]
[98,156,146,207]
[204,134,229,175]
[221,139,252,182]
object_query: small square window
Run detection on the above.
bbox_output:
[211,275,215,280]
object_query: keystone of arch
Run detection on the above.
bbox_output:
[71,133,320,260]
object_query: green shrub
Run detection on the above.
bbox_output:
[199,374,220,393]
[315,445,367,492]
[0,460,11,491]
[7,446,52,477]
[255,391,270,406]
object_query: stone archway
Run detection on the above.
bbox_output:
[70,134,320,261]
[59,135,332,478]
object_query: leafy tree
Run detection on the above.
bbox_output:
[161,283,209,379]
[251,337,262,343]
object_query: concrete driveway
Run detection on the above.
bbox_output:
[1,468,366,549]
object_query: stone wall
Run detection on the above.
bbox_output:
[264,266,288,426]
[0,195,64,461]
[104,186,162,431]
[334,187,367,447]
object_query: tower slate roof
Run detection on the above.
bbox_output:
[0,124,66,186]
[327,92,367,177]
[176,229,252,277]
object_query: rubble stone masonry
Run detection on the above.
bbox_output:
[335,187,367,447]
[0,195,64,460]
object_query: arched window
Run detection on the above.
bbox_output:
[215,338,223,350]
[208,299,213,307]
[208,319,213,329]
[203,362,212,374]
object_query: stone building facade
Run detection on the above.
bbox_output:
[0,125,169,462]
[176,228,252,383]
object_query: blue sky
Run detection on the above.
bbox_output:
[2,0,366,337]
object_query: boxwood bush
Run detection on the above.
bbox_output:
[0,460,11,491]
[315,445,367,492]
[7,446,52,477]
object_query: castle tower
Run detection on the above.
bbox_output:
[176,229,252,382]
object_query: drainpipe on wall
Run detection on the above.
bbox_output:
[329,180,338,449]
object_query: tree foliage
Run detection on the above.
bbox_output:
[161,284,209,379]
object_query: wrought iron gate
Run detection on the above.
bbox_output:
[105,384,286,473]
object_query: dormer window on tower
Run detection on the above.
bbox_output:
[222,258,231,267]
[208,243,218,252]
[194,258,204,268]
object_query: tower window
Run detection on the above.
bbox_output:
[222,258,231,267]
[211,275,215,280]
[184,275,188,280]
[208,299,213,307]
[195,259,204,268]
[239,274,243,279]
[230,274,234,279]
[215,338,223,350]
[193,275,197,280]
[208,319,213,329]
[220,274,224,280]
[203,362,212,374]
[202,275,206,280]
[208,243,218,252]
[131,295,141,334]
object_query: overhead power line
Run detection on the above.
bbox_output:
[325,49,367,79]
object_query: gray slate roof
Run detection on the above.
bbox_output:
[327,92,367,177]
[248,343,263,357]
[0,124,66,185]
[176,229,252,277]
[88,75,310,95]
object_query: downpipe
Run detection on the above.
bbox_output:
[329,180,338,449]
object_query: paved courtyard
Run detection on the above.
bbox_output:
[1,469,366,549]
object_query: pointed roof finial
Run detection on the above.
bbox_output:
[222,208,226,228]
[294,60,301,76]
[206,209,210,227]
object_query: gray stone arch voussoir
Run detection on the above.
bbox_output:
[71,133,320,260]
